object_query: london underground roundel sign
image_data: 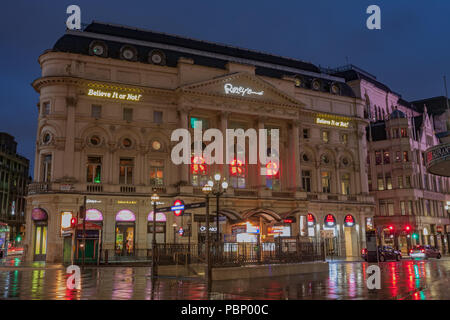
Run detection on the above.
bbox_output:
[324,214,336,227]
[344,214,355,227]
[173,199,184,216]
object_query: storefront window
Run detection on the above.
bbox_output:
[115,210,135,256]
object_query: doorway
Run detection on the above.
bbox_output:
[33,224,47,261]
[115,223,135,256]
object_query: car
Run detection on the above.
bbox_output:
[362,246,402,262]
[409,245,441,259]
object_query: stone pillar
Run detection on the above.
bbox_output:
[257,118,266,191]
[63,96,77,179]
[219,111,229,182]
[178,106,190,185]
[288,121,301,191]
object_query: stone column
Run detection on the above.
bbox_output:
[288,121,301,191]
[257,118,266,191]
[177,106,190,185]
[63,96,77,179]
[219,111,230,182]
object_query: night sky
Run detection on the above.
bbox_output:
[1,0,449,176]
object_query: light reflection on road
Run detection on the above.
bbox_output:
[0,258,449,300]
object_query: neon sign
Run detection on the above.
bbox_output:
[224,83,264,97]
[316,117,349,128]
[324,214,336,227]
[307,213,316,226]
[344,214,355,227]
[87,88,142,101]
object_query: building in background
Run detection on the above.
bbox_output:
[326,65,450,255]
[25,22,374,263]
[0,132,30,244]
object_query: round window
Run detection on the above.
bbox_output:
[302,154,309,162]
[342,157,349,166]
[42,133,51,144]
[295,78,302,87]
[152,140,161,151]
[90,136,101,146]
[321,154,329,164]
[312,80,320,90]
[123,138,132,148]
[331,84,340,94]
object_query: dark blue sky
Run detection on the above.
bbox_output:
[1,0,449,176]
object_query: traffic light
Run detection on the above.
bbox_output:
[70,217,77,228]
[412,233,419,240]
[388,225,394,231]
[15,234,22,243]
[404,225,411,232]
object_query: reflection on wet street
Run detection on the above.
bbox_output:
[1,258,450,300]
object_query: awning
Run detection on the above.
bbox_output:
[31,208,48,221]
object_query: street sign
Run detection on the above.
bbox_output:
[173,199,184,216]
[155,201,206,216]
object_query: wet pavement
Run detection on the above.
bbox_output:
[1,256,450,300]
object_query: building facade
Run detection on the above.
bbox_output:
[25,22,374,263]
[329,65,450,254]
[0,133,30,242]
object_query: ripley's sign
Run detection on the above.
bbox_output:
[224,83,264,97]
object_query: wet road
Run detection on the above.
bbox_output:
[1,257,450,300]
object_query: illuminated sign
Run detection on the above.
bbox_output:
[85,209,103,221]
[199,226,217,232]
[178,227,184,236]
[87,199,102,204]
[324,214,336,227]
[344,214,355,227]
[87,88,142,101]
[316,117,349,128]
[117,200,137,205]
[173,199,185,217]
[116,210,136,222]
[246,222,260,234]
[224,83,264,97]
[61,211,73,229]
[268,226,291,237]
[307,213,316,227]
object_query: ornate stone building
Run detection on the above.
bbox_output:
[25,22,374,263]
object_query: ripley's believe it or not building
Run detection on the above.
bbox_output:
[24,22,449,263]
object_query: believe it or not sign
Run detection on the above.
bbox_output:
[324,214,336,227]
[87,88,142,102]
[224,83,264,97]
[316,117,349,128]
[344,214,355,227]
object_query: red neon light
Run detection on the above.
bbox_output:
[230,159,245,176]
[265,161,279,176]
[307,213,315,223]
[283,218,293,224]
[325,214,335,223]
[344,215,354,224]
[191,156,207,175]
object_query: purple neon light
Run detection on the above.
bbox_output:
[85,209,104,221]
[115,209,136,222]
[147,211,167,222]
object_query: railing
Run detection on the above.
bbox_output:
[27,182,49,194]
[120,185,136,193]
[87,184,103,193]
[99,240,325,267]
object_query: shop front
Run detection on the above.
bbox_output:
[343,214,358,257]
[74,222,102,264]
[31,208,48,261]
[115,210,135,256]
[322,214,339,256]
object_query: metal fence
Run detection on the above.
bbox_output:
[99,239,325,266]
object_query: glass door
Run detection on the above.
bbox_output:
[34,225,47,261]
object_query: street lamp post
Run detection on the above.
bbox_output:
[212,173,228,243]
[202,182,213,290]
[151,192,159,278]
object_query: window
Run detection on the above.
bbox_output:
[42,102,50,116]
[321,171,331,193]
[398,176,403,189]
[408,201,413,216]
[341,134,348,145]
[322,131,329,143]
[386,174,392,190]
[123,108,133,121]
[383,150,390,164]
[377,174,384,191]
[403,151,409,162]
[368,174,372,191]
[153,111,163,124]
[401,128,408,137]
[229,158,245,189]
[190,117,209,129]
[91,105,102,118]
[303,129,310,139]
[395,151,401,162]
[42,154,52,182]
[401,201,406,216]
[387,202,394,216]
[321,154,330,165]
[86,157,102,183]
[265,149,280,191]
[149,160,164,187]
[393,129,399,139]
[405,176,411,188]
[119,158,134,185]
[341,173,350,195]
[191,142,209,187]
[302,170,311,192]
[375,151,382,165]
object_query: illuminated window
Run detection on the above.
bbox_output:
[322,131,329,143]
[190,117,209,129]
[119,158,134,185]
[191,156,208,187]
[86,156,102,184]
[395,151,401,162]
[383,150,390,164]
[321,171,331,193]
[398,176,403,189]
[341,133,348,145]
[42,154,52,182]
[265,161,280,191]
[401,128,408,137]
[377,174,384,191]
[149,160,164,187]
[341,173,350,195]
[405,176,411,188]
[403,151,409,162]
[386,174,392,190]
[230,158,246,189]
[375,151,382,165]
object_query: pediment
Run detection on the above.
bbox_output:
[178,72,304,107]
